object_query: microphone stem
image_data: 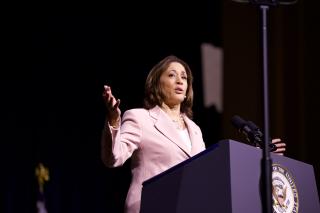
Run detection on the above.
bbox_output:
[260,5,273,213]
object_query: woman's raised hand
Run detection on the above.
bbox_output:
[102,85,121,128]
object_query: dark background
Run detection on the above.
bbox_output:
[2,0,319,212]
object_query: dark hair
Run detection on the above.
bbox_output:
[144,55,194,118]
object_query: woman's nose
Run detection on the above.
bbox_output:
[176,76,183,84]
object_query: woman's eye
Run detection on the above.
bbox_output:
[169,73,175,77]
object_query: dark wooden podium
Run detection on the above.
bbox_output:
[140,140,320,212]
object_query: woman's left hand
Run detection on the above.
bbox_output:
[271,138,286,155]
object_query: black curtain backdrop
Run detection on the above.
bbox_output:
[222,0,320,195]
[3,1,222,213]
[2,0,319,212]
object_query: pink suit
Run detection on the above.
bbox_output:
[102,105,206,213]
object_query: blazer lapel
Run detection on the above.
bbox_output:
[183,116,203,156]
[149,106,191,157]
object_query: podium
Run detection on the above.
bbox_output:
[140,140,320,212]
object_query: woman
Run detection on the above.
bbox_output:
[101,55,285,213]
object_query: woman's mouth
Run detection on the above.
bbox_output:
[175,88,184,94]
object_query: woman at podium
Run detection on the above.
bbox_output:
[101,55,286,213]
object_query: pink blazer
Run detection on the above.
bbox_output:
[101,105,206,213]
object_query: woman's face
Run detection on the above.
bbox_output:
[159,62,188,107]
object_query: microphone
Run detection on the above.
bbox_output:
[231,115,277,151]
[231,115,262,144]
[246,120,277,152]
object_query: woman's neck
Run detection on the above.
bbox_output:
[161,103,181,118]
[161,103,186,129]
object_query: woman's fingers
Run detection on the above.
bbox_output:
[274,152,284,156]
[271,138,281,144]
[103,85,110,96]
[273,148,286,153]
[114,99,121,109]
[275,143,286,148]
[271,138,286,155]
[102,85,121,124]
[103,85,117,108]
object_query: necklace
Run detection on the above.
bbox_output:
[172,114,183,122]
[172,114,185,129]
[160,106,185,129]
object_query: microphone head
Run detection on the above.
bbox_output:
[247,120,263,138]
[247,120,259,131]
[231,115,261,144]
[231,115,247,130]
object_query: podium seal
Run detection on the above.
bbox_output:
[272,164,299,213]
